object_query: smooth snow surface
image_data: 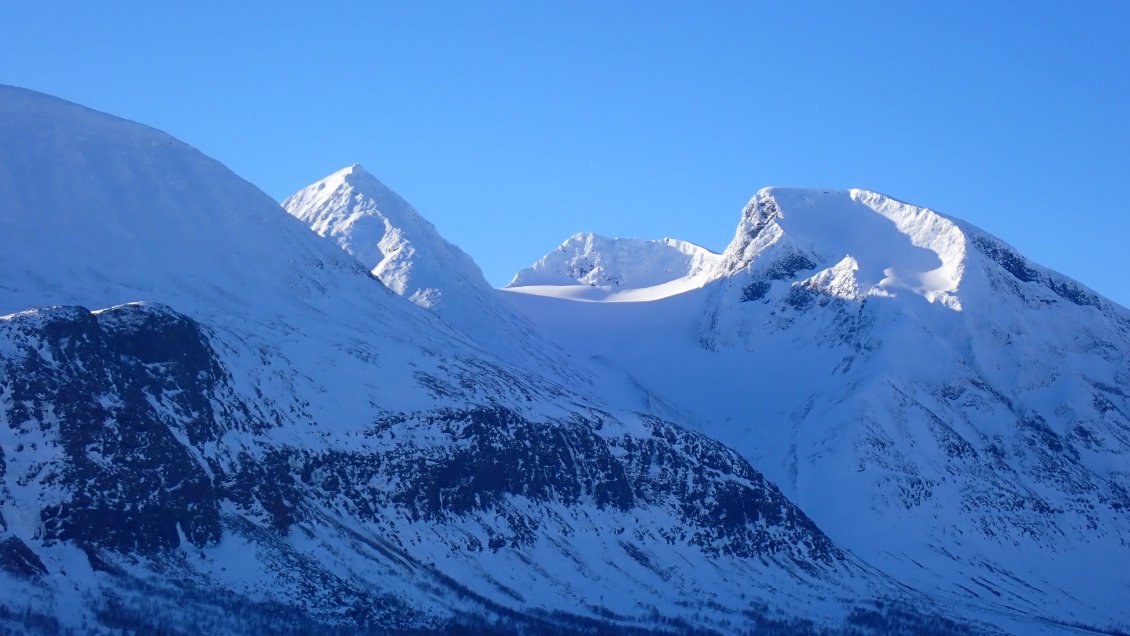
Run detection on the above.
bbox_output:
[0,87,427,330]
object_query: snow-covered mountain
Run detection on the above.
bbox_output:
[508,232,719,294]
[0,86,984,634]
[282,165,590,377]
[283,164,486,310]
[504,187,1130,633]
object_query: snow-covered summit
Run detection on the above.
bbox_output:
[714,187,967,309]
[711,186,1114,316]
[509,232,718,289]
[284,165,591,375]
[283,164,489,308]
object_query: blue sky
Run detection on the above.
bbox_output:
[3,2,1129,303]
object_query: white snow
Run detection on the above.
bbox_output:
[508,232,720,290]
[715,187,966,307]
[283,164,490,309]
[505,186,1130,632]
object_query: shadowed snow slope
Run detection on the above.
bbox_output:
[0,89,365,317]
[1,86,982,634]
[505,186,1130,634]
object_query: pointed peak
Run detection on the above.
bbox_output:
[331,162,383,189]
[287,163,407,213]
[341,162,373,179]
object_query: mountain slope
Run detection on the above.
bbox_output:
[283,166,589,376]
[504,188,1130,633]
[701,188,1130,629]
[0,87,973,634]
[282,164,487,309]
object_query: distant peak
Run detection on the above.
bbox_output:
[716,186,967,308]
[509,232,721,290]
[343,162,369,177]
[337,163,382,188]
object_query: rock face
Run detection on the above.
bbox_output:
[5,304,226,556]
[0,86,981,633]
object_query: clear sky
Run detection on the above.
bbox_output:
[3,2,1129,304]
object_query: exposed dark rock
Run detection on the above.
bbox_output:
[0,301,861,632]
[1,304,226,554]
[972,235,1100,307]
[0,536,47,577]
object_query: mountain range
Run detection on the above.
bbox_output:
[1,85,1127,635]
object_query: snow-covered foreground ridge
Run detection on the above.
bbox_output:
[0,85,998,634]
